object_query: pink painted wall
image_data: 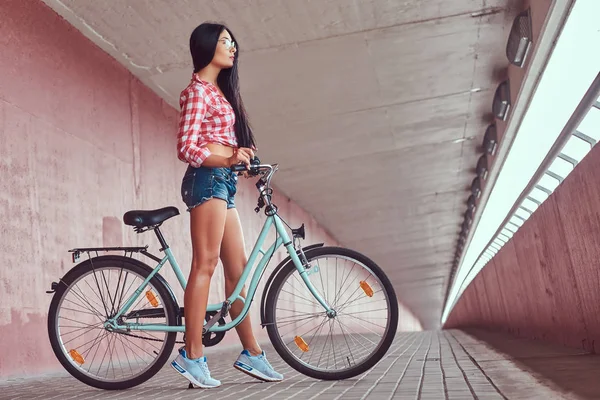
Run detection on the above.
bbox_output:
[0,0,420,378]
[444,137,600,353]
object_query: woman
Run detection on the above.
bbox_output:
[171,22,283,389]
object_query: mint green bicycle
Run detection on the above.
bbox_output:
[47,160,399,390]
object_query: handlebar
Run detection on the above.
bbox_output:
[230,156,279,214]
[230,156,261,173]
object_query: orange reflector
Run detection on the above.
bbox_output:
[294,336,309,352]
[69,349,84,365]
[360,281,374,297]
[146,290,159,307]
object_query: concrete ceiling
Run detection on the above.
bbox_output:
[43,0,520,329]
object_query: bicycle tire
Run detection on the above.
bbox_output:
[47,255,178,390]
[265,246,399,380]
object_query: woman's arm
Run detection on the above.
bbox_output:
[176,87,229,167]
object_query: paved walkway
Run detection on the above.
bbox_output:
[2,329,600,399]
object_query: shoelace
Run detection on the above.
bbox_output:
[258,354,274,370]
[194,359,212,378]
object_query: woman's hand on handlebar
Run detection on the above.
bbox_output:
[228,147,257,178]
[228,147,254,169]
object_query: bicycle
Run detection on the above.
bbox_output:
[46,158,399,390]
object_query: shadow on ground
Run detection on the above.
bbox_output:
[464,328,600,400]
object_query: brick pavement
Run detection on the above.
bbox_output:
[2,330,600,399]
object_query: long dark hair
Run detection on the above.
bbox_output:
[189,22,256,149]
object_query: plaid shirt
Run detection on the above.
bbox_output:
[176,74,237,167]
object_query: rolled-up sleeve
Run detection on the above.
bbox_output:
[176,86,212,167]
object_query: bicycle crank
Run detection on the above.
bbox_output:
[201,310,227,347]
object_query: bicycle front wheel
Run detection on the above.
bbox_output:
[265,246,398,380]
[47,256,178,390]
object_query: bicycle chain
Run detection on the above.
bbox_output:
[104,313,187,344]
[111,329,186,344]
[109,313,225,345]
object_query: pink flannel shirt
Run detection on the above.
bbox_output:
[176,74,237,167]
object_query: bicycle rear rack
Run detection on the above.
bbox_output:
[68,246,157,263]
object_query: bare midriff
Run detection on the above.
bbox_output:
[206,143,235,158]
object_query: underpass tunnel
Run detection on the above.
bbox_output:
[1,0,600,398]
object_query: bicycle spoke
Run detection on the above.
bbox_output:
[114,332,138,376]
[110,334,122,380]
[60,323,104,346]
[90,267,111,317]
[100,269,118,318]
[116,333,153,366]
[315,319,332,367]
[317,260,329,305]
[105,333,117,379]
[335,317,356,366]
[52,264,174,387]
[276,311,324,323]
[96,331,112,377]
[114,334,135,376]
[336,318,380,347]
[116,332,162,358]
[275,307,322,315]
[127,288,153,318]
[59,306,102,318]
[78,329,109,357]
[329,320,338,368]
[274,314,325,334]
[334,258,339,310]
[269,251,395,377]
[122,329,167,345]
[336,289,385,314]
[59,315,101,327]
[291,274,328,308]
[115,270,130,315]
[339,307,389,315]
[333,262,357,307]
[279,287,320,308]
[80,280,110,316]
[283,316,329,348]
[84,330,111,370]
[334,278,366,312]
[109,268,123,316]
[68,284,106,319]
[113,273,138,315]
[61,296,103,321]
[304,316,330,363]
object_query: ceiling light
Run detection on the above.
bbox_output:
[506,9,533,67]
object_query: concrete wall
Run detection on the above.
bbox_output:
[0,0,421,378]
[444,137,600,353]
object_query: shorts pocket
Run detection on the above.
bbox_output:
[181,172,196,206]
[212,168,230,183]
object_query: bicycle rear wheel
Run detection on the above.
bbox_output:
[47,256,178,390]
[265,246,398,380]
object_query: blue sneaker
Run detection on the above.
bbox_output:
[171,347,221,388]
[233,350,283,382]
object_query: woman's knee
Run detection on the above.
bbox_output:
[191,254,220,277]
[224,262,246,288]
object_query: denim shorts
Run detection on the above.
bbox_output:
[181,165,238,211]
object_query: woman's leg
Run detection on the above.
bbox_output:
[220,208,262,355]
[185,198,228,359]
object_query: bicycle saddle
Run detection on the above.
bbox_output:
[123,206,179,228]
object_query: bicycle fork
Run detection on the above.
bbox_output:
[275,216,336,318]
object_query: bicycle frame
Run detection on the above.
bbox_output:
[106,213,333,333]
